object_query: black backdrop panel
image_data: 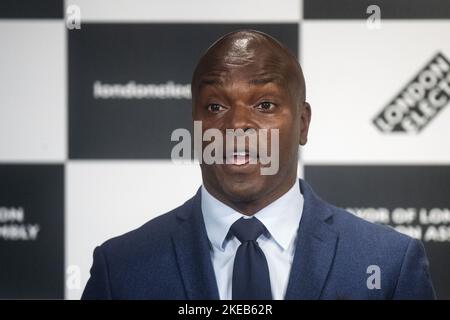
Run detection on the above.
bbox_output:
[0,165,64,299]
[68,23,298,159]
[304,0,450,19]
[0,0,63,19]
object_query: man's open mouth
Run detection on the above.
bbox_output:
[224,151,258,166]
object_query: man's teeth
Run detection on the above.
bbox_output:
[233,152,247,156]
[223,152,259,165]
[234,151,249,165]
[233,154,248,165]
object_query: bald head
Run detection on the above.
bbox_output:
[191,29,306,106]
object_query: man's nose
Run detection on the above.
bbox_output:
[225,104,254,131]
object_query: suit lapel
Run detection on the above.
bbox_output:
[284,180,339,300]
[172,189,220,300]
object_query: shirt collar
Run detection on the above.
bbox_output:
[201,179,303,252]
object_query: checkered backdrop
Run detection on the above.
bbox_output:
[0,0,449,299]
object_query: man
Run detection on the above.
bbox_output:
[82,30,435,299]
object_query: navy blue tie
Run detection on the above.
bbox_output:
[230,217,273,300]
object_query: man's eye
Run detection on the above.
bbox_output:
[207,104,225,113]
[256,101,275,111]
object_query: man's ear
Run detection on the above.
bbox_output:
[299,102,311,146]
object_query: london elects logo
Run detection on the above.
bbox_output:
[373,52,450,133]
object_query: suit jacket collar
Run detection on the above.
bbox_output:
[173,179,339,300]
[284,179,339,299]
[172,188,220,299]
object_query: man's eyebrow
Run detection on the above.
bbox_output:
[248,76,283,85]
[198,77,223,89]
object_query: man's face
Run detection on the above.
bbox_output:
[193,61,310,212]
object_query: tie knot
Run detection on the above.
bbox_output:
[230,217,266,242]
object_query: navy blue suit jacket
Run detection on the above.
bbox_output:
[82,179,435,299]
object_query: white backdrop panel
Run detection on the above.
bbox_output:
[302,21,450,164]
[0,21,66,162]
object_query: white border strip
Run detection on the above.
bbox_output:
[65,0,301,23]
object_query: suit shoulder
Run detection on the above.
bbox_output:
[84,195,197,298]
[329,203,413,250]
[314,199,434,299]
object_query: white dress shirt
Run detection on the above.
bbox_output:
[201,179,304,300]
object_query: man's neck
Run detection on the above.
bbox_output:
[203,176,298,216]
